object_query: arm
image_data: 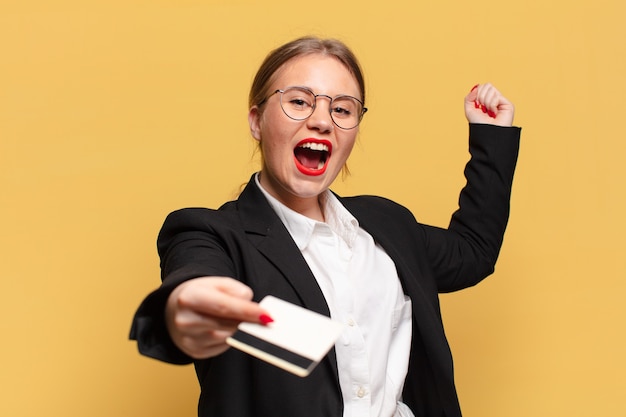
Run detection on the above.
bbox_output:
[427,84,521,292]
[130,209,269,363]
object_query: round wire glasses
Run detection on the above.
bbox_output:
[262,86,367,130]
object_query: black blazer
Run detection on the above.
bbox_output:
[131,124,521,417]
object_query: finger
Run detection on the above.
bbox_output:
[465,83,480,105]
[466,84,486,111]
[179,330,233,359]
[213,279,274,323]
[483,87,499,110]
[474,84,488,105]
[177,278,268,323]
[477,84,502,118]
[174,307,241,333]
[467,83,479,101]
[180,288,263,321]
[212,277,254,300]
[185,329,235,347]
[466,84,492,116]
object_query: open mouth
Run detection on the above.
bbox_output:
[293,139,332,176]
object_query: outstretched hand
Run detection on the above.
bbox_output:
[465,83,515,127]
[165,277,271,359]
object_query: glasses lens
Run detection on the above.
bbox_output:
[280,87,315,120]
[330,96,362,129]
[278,87,364,129]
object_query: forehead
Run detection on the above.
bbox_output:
[271,54,361,98]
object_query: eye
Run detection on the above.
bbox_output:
[330,97,359,119]
[289,98,312,109]
[331,106,352,117]
[282,88,315,112]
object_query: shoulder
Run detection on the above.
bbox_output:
[163,201,238,226]
[156,202,252,261]
[342,194,412,212]
[340,194,419,225]
[157,201,244,243]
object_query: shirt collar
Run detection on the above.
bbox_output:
[254,173,359,250]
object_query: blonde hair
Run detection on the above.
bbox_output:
[249,36,365,111]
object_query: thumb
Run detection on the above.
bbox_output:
[466,84,479,103]
[214,277,254,301]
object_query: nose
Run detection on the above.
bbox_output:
[306,95,334,133]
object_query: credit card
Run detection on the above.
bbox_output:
[226,296,344,377]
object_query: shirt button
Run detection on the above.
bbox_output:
[357,387,365,398]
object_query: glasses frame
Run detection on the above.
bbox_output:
[260,86,368,130]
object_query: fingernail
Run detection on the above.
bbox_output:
[481,104,488,113]
[470,84,479,92]
[474,100,480,109]
[259,313,274,325]
[488,110,496,118]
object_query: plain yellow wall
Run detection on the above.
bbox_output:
[2,0,625,416]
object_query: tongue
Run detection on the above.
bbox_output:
[295,148,324,169]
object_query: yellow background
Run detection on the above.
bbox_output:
[1,0,625,416]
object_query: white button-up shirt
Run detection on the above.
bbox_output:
[257,176,414,417]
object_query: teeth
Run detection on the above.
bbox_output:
[299,142,329,152]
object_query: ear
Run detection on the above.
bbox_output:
[248,106,262,141]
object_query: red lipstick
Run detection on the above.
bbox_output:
[293,138,332,176]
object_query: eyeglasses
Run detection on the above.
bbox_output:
[261,86,367,130]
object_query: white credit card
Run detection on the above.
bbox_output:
[226,295,344,377]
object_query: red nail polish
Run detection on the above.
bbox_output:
[259,313,274,325]
[470,84,479,92]
[488,110,496,118]
[481,104,488,113]
[474,100,480,109]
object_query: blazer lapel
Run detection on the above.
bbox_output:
[236,176,340,383]
[236,177,331,316]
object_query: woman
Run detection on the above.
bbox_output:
[131,36,521,417]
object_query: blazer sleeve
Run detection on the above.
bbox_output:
[426,123,521,292]
[129,208,239,364]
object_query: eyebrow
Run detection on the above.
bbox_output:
[283,85,363,101]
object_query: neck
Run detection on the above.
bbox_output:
[258,173,326,222]
[270,191,325,222]
[286,196,325,222]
